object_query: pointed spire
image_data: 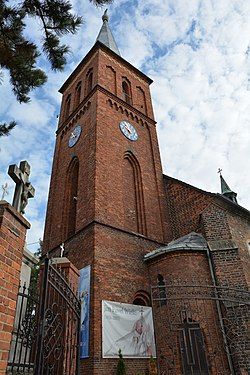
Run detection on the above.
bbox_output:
[218,169,238,204]
[96,10,121,56]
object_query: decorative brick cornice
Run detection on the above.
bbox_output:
[57,100,92,137]
[100,85,156,126]
[57,83,156,138]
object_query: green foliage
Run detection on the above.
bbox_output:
[29,239,43,292]
[0,121,16,136]
[116,349,126,375]
[149,355,158,375]
[0,0,113,136]
[0,0,48,103]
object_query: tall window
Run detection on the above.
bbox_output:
[75,82,82,107]
[157,274,166,305]
[122,80,132,104]
[123,151,146,235]
[136,86,147,115]
[66,157,79,238]
[65,94,71,119]
[86,70,93,95]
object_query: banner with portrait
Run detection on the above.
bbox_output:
[102,300,156,358]
[79,265,91,358]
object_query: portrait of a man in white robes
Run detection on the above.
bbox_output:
[102,301,156,358]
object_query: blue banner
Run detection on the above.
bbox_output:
[79,265,91,358]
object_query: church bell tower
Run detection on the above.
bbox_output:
[43,11,168,373]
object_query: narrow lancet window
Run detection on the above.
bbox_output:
[157,274,167,305]
[122,80,132,104]
[66,158,79,238]
[65,94,71,119]
[75,82,82,107]
[87,71,93,95]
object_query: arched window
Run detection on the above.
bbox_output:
[136,86,147,115]
[123,151,146,235]
[86,70,93,95]
[64,94,71,119]
[122,80,132,104]
[157,274,166,305]
[66,157,79,238]
[75,82,82,107]
[133,290,151,306]
[106,65,116,94]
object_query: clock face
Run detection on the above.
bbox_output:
[119,121,138,141]
[68,125,82,147]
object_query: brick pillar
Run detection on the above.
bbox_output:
[0,201,30,375]
[50,257,80,289]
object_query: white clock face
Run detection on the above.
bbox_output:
[119,121,138,141]
[68,125,82,147]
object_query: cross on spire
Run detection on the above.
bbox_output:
[8,160,35,214]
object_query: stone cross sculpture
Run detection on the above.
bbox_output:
[8,160,35,214]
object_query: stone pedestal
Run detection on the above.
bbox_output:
[0,201,30,375]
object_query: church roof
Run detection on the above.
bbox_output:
[220,173,238,204]
[163,174,250,219]
[144,232,208,261]
[95,10,121,56]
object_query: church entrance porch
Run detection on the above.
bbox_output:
[151,283,249,375]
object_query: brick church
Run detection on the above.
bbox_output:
[42,11,249,375]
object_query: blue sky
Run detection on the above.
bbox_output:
[1,0,250,252]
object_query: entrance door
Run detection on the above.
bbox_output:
[179,321,209,375]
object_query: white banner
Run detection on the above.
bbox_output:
[102,301,156,358]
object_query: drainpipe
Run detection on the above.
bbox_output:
[206,244,235,375]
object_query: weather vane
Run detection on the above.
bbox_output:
[1,182,9,200]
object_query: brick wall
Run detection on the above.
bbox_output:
[164,176,212,239]
[202,204,249,289]
[147,251,230,374]
[66,223,160,375]
[0,202,30,375]
[227,211,250,286]
[164,177,250,290]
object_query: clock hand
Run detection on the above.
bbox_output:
[124,124,131,134]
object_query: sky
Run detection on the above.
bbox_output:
[0,0,250,252]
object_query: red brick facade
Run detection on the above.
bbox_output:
[42,38,249,375]
[164,176,249,290]
[0,202,30,375]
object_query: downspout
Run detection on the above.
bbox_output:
[206,244,235,375]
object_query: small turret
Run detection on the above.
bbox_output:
[218,169,238,204]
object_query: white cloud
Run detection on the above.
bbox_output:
[1,0,250,251]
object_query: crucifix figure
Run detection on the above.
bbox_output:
[1,183,9,200]
[60,243,65,257]
[8,160,35,214]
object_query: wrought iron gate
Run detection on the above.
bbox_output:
[7,258,81,375]
[151,283,250,375]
